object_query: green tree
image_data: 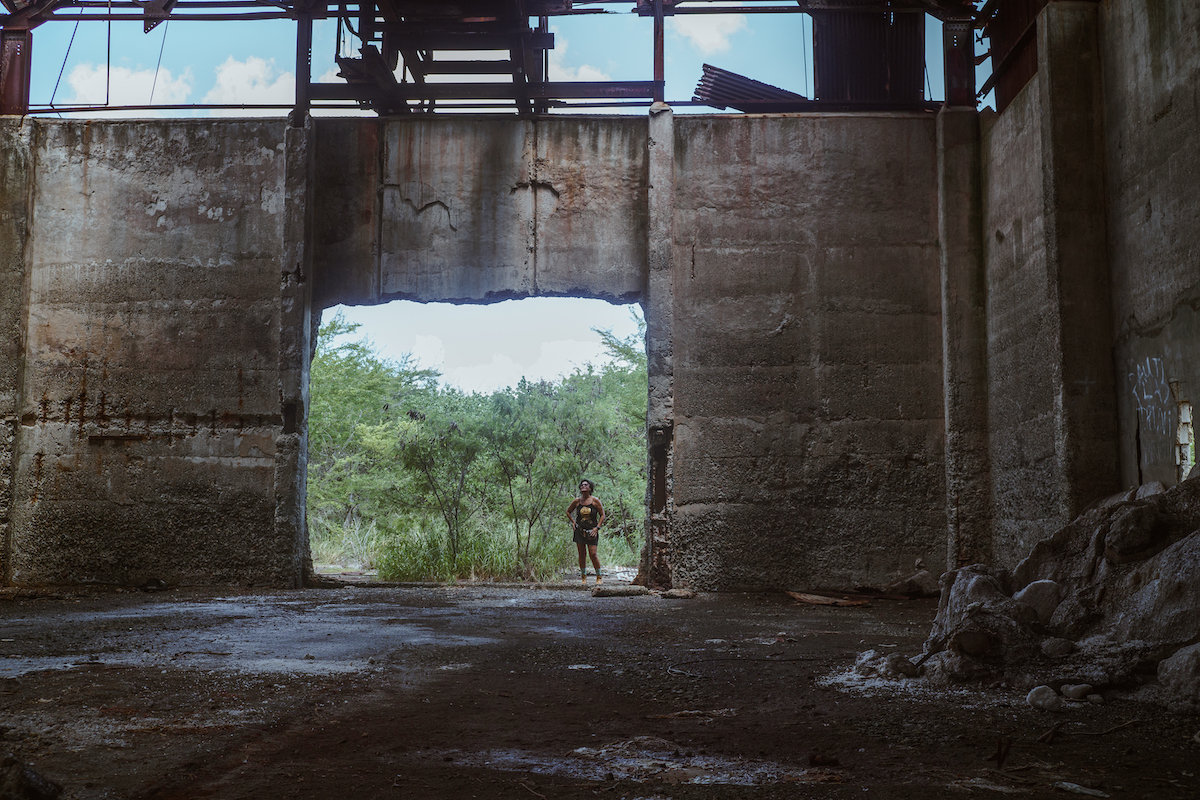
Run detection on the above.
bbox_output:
[483,380,577,573]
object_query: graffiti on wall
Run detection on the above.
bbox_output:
[1128,356,1175,465]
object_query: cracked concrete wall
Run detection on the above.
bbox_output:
[1101,0,1200,488]
[667,114,947,591]
[6,120,303,587]
[313,117,647,308]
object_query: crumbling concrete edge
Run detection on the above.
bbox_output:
[638,102,675,589]
[278,114,316,589]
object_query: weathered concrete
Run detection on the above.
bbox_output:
[10,120,292,587]
[1100,0,1200,488]
[642,103,676,588]
[667,114,946,591]
[312,117,647,308]
[0,121,32,584]
[980,1,1122,567]
[938,106,991,570]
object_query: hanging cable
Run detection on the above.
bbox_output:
[50,20,81,110]
[801,13,809,98]
[150,20,169,105]
[106,0,113,106]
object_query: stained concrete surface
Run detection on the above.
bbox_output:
[2,584,1197,799]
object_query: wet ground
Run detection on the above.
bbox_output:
[1,580,1197,799]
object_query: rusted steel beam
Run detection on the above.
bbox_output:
[382,31,553,51]
[943,18,974,106]
[0,28,31,114]
[293,5,312,123]
[0,0,69,29]
[308,79,657,101]
[652,0,663,102]
[423,59,513,74]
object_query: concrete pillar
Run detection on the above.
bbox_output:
[938,106,991,569]
[1038,1,1120,515]
[641,102,675,588]
[0,119,30,582]
[275,114,316,587]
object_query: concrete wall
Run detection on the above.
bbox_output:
[313,117,647,308]
[979,1,1122,568]
[1101,0,1200,488]
[982,82,1061,567]
[668,115,946,590]
[0,113,954,590]
[4,120,305,587]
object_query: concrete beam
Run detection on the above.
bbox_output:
[938,106,991,569]
[1038,1,1120,516]
[642,101,675,589]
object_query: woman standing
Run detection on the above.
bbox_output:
[566,479,605,585]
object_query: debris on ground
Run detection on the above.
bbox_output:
[882,474,1200,709]
[786,592,869,607]
[592,585,650,598]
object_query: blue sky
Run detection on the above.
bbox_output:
[24,8,978,392]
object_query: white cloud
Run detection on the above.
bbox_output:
[203,56,294,116]
[443,339,602,393]
[65,63,193,117]
[548,28,611,82]
[672,14,748,55]
[411,334,447,373]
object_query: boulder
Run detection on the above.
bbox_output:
[1158,643,1200,712]
[1041,638,1075,658]
[1013,580,1061,625]
[1060,683,1092,700]
[1104,504,1172,564]
[1026,685,1062,711]
[1135,481,1166,500]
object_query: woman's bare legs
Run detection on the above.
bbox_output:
[588,544,601,584]
[577,542,588,583]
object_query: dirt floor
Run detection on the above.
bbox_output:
[1,578,1197,800]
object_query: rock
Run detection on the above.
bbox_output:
[661,589,696,599]
[1135,481,1166,500]
[1060,683,1093,700]
[1158,643,1200,712]
[0,754,62,800]
[1013,579,1061,625]
[1188,463,1200,481]
[854,649,880,675]
[882,652,920,678]
[883,569,941,598]
[1026,685,1062,711]
[1097,488,1136,509]
[1087,694,1104,704]
[1041,637,1076,658]
[592,585,649,598]
[951,630,994,657]
[853,650,918,679]
[1104,503,1172,564]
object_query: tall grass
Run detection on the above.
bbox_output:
[372,517,640,582]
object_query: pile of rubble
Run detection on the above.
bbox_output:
[858,473,1200,712]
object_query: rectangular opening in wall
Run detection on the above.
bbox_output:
[305,297,648,584]
[1178,400,1195,482]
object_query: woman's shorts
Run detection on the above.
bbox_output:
[573,527,599,546]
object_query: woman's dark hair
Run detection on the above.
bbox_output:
[579,479,594,490]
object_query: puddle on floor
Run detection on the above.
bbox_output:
[428,736,842,786]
